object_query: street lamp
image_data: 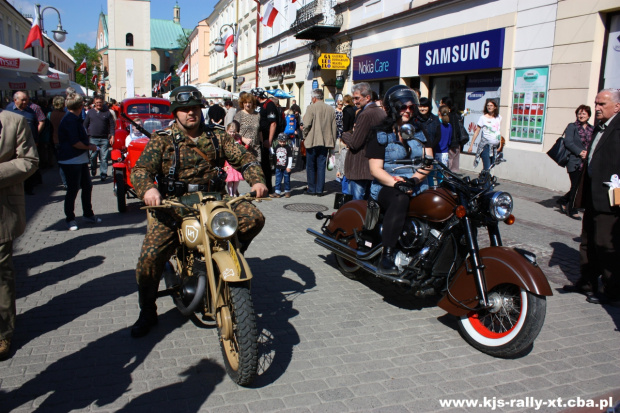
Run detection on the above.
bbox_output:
[92,66,99,97]
[213,22,238,93]
[37,4,68,43]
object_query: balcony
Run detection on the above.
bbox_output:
[290,0,342,41]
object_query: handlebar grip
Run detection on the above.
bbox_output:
[248,191,257,198]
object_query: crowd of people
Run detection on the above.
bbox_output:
[0,83,618,360]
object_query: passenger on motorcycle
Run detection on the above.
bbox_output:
[129,85,268,338]
[366,85,433,275]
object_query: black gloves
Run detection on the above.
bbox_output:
[394,177,420,195]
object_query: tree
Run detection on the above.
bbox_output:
[171,33,189,72]
[68,42,101,92]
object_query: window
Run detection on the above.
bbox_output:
[0,16,4,44]
[126,33,134,46]
[7,20,12,48]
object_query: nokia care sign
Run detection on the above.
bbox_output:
[353,49,401,81]
[418,29,505,75]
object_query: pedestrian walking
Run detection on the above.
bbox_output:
[302,89,337,196]
[57,93,103,231]
[271,133,293,198]
[224,121,245,197]
[84,96,115,181]
[0,109,39,360]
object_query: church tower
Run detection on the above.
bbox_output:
[107,0,151,100]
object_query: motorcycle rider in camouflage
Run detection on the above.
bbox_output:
[130,85,268,338]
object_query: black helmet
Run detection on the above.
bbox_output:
[383,85,419,120]
[250,87,268,99]
[169,85,205,113]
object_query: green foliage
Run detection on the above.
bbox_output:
[171,34,189,72]
[68,43,101,91]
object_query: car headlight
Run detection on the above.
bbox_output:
[210,210,238,238]
[488,192,513,220]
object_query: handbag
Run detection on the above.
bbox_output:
[327,154,336,171]
[458,117,470,146]
[546,136,569,167]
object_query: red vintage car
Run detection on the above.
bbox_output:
[110,97,173,212]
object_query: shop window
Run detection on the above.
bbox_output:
[126,33,134,46]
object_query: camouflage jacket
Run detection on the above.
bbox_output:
[131,122,265,199]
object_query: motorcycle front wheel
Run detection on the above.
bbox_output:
[457,283,546,358]
[217,281,258,386]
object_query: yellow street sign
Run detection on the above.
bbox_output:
[318,53,350,70]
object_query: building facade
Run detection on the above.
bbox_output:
[257,0,620,191]
[207,0,258,93]
[0,1,74,100]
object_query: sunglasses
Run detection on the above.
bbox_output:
[172,91,203,103]
[400,104,416,111]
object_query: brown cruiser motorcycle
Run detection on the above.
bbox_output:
[307,140,553,358]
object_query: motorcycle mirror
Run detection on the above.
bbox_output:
[400,123,415,140]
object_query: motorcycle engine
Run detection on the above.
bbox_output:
[398,218,430,250]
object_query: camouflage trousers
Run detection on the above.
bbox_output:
[135,200,265,286]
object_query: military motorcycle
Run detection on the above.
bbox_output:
[307,135,553,358]
[145,192,258,385]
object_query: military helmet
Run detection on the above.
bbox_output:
[169,85,205,113]
[383,85,419,120]
[250,87,268,99]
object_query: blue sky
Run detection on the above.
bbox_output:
[7,0,218,53]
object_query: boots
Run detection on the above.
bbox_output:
[378,247,399,275]
[131,283,159,338]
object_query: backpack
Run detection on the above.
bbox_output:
[284,114,297,135]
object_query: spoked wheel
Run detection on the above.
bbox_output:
[217,281,258,386]
[114,170,127,212]
[335,254,362,280]
[457,283,546,358]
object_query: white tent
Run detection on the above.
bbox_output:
[0,44,49,75]
[195,83,239,100]
[44,81,89,96]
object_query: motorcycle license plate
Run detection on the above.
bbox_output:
[229,241,242,275]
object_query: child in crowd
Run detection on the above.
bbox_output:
[223,121,245,196]
[432,105,453,185]
[271,133,293,198]
[336,139,350,194]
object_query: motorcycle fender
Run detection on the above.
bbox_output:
[212,250,252,282]
[437,246,553,317]
[112,163,126,169]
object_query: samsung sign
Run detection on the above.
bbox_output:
[353,49,400,81]
[418,29,505,75]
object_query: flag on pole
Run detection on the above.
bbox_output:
[78,59,87,75]
[91,73,97,84]
[23,6,45,49]
[176,61,188,76]
[261,1,279,28]
[158,80,162,92]
[153,83,157,93]
[163,72,172,86]
[223,28,236,58]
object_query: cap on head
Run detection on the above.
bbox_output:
[169,85,205,113]
[250,87,268,99]
[277,133,288,142]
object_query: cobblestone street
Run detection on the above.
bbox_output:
[0,165,618,412]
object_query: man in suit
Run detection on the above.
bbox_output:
[341,82,387,200]
[302,89,337,196]
[564,89,620,306]
[0,109,39,359]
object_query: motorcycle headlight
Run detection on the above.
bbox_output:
[209,210,238,238]
[488,192,513,220]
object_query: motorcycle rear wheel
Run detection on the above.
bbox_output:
[457,284,546,358]
[335,254,362,280]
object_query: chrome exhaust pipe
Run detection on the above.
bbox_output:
[308,229,411,286]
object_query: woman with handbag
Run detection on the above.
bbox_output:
[468,99,502,171]
[557,105,593,219]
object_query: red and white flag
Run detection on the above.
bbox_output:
[23,6,44,49]
[176,61,188,76]
[261,1,279,28]
[78,59,87,75]
[223,28,237,58]
[163,72,172,86]
[158,80,162,92]
[91,73,97,84]
[153,83,157,93]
